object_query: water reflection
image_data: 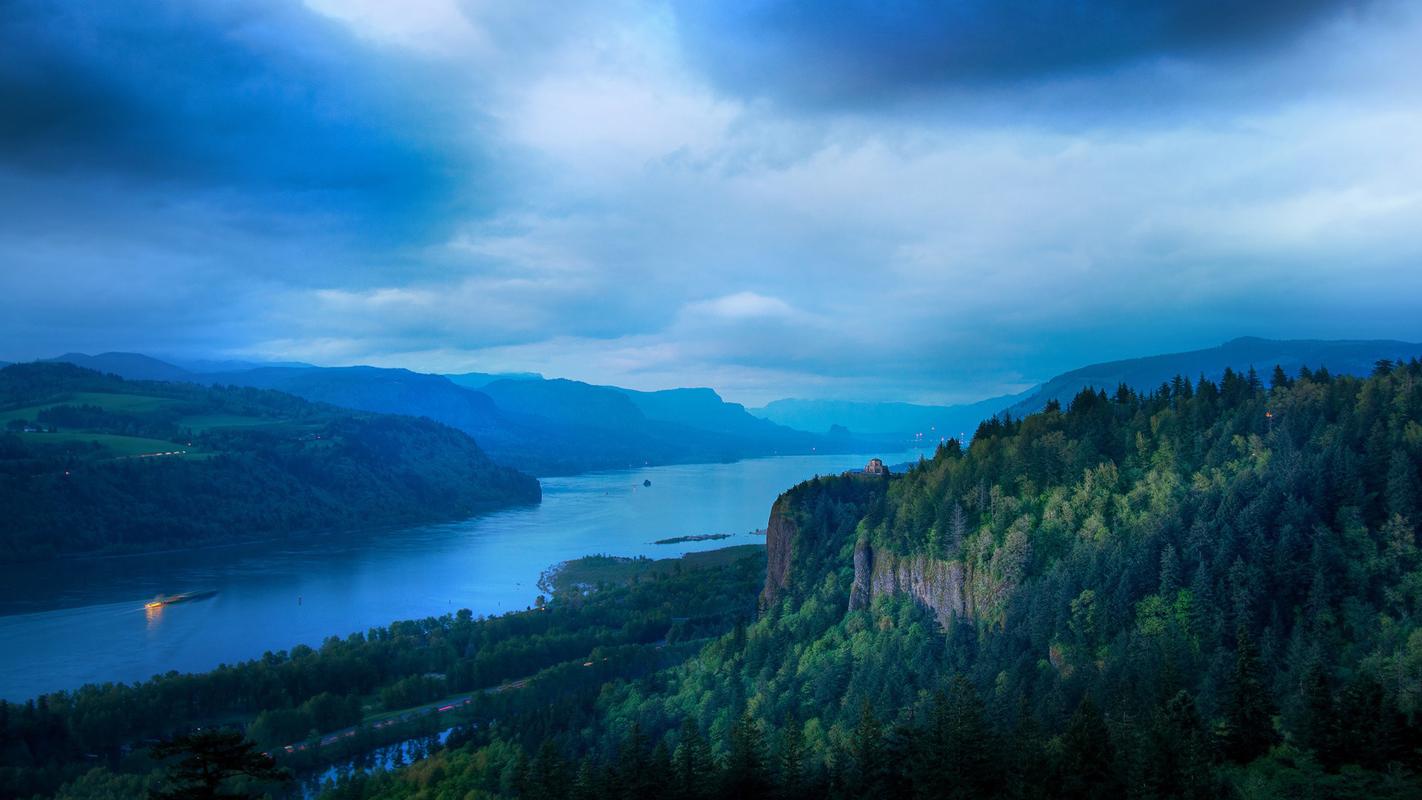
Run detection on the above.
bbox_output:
[144,602,162,632]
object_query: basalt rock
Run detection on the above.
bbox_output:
[849,541,971,627]
[760,496,798,608]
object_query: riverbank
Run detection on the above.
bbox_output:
[539,544,765,597]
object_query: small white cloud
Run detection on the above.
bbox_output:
[683,292,798,321]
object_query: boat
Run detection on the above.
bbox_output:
[144,590,218,609]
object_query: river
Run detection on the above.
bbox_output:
[0,449,923,701]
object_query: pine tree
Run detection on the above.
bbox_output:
[1270,364,1291,390]
[723,711,768,798]
[914,677,997,800]
[774,713,805,800]
[1144,691,1215,800]
[615,722,656,800]
[948,502,968,556]
[1056,698,1117,800]
[1159,544,1181,595]
[527,739,569,800]
[673,718,714,800]
[1386,449,1419,521]
[845,701,886,800]
[148,729,288,800]
[1293,660,1336,766]
[1220,625,1277,763]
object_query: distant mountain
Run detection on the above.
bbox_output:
[480,379,646,428]
[616,387,794,439]
[169,357,314,373]
[40,355,854,475]
[202,365,509,435]
[1004,336,1422,418]
[474,377,859,471]
[446,371,544,389]
[42,352,194,382]
[752,392,1030,439]
[752,337,1422,440]
[191,365,854,475]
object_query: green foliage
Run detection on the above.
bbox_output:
[1,549,765,798]
[0,363,539,561]
[20,360,1422,799]
[148,728,288,800]
[335,361,1422,799]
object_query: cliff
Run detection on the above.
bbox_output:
[848,540,971,627]
[760,482,972,627]
[760,495,798,608]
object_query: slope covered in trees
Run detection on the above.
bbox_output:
[41,353,864,476]
[0,363,540,561]
[316,359,1422,799]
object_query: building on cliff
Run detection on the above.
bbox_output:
[862,457,888,476]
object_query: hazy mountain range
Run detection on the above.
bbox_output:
[753,337,1422,438]
[35,337,1422,471]
[35,354,855,475]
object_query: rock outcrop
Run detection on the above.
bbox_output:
[760,496,798,608]
[849,541,971,627]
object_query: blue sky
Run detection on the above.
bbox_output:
[2,0,1420,405]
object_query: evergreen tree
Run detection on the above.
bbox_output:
[774,713,806,800]
[526,739,570,800]
[1056,698,1116,800]
[673,718,714,800]
[844,701,886,799]
[1220,626,1277,763]
[1295,660,1338,767]
[148,729,288,800]
[723,711,768,798]
[913,676,997,800]
[1144,691,1215,800]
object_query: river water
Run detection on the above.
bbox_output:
[0,449,922,700]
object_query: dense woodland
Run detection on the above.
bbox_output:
[0,549,764,798]
[11,359,1422,799]
[0,363,540,561]
[306,359,1422,799]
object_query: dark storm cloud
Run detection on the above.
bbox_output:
[0,0,475,237]
[672,0,1367,105]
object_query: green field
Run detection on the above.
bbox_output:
[0,391,183,423]
[543,543,764,595]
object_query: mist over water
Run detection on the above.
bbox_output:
[0,450,923,701]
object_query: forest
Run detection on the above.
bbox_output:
[11,358,1422,799]
[312,359,1422,799]
[0,363,540,561]
[0,548,765,798]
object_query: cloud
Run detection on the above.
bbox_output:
[0,0,476,236]
[670,0,1373,107]
[683,292,799,320]
[2,0,1421,407]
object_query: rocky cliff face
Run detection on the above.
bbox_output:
[848,541,971,627]
[760,496,798,608]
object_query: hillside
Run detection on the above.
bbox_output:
[300,357,1422,798]
[41,353,861,475]
[16,358,1422,798]
[752,337,1422,440]
[751,392,1029,437]
[0,363,540,562]
[1005,336,1422,418]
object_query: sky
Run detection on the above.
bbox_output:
[2,0,1420,406]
